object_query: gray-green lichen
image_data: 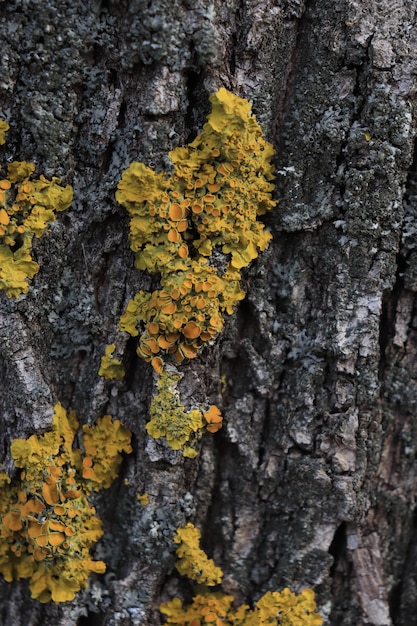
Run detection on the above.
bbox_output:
[116,0,217,70]
[1,1,101,172]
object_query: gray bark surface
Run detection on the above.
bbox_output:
[1,1,417,625]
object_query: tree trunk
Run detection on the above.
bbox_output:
[1,1,417,624]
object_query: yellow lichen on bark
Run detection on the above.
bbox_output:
[113,88,275,369]
[101,89,275,455]
[161,522,323,625]
[146,368,222,457]
[0,121,9,145]
[98,344,126,380]
[82,414,133,489]
[0,123,73,297]
[0,403,132,603]
[173,523,223,586]
[161,588,323,625]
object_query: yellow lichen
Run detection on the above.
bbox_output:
[136,493,149,506]
[103,89,274,455]
[98,344,126,380]
[82,414,133,489]
[0,121,9,145]
[161,593,238,625]
[0,241,39,297]
[0,403,132,603]
[174,523,223,586]
[147,369,203,451]
[161,588,323,625]
[114,88,275,368]
[0,123,73,297]
[161,524,322,625]
[146,368,222,456]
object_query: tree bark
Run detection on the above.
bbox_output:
[1,1,417,625]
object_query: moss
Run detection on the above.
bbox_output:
[0,123,73,297]
[0,403,132,603]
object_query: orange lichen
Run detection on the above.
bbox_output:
[111,87,275,369]
[101,89,275,455]
[0,403,132,603]
[0,123,73,297]
[204,406,223,433]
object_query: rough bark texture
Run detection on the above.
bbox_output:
[1,0,417,625]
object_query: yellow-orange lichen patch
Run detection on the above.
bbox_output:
[98,343,126,380]
[0,403,132,603]
[146,369,206,454]
[0,124,72,297]
[113,88,275,369]
[161,588,323,625]
[173,523,223,586]
[161,523,323,626]
[145,367,222,456]
[82,415,133,489]
[0,121,9,145]
[204,406,223,433]
[102,89,276,455]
